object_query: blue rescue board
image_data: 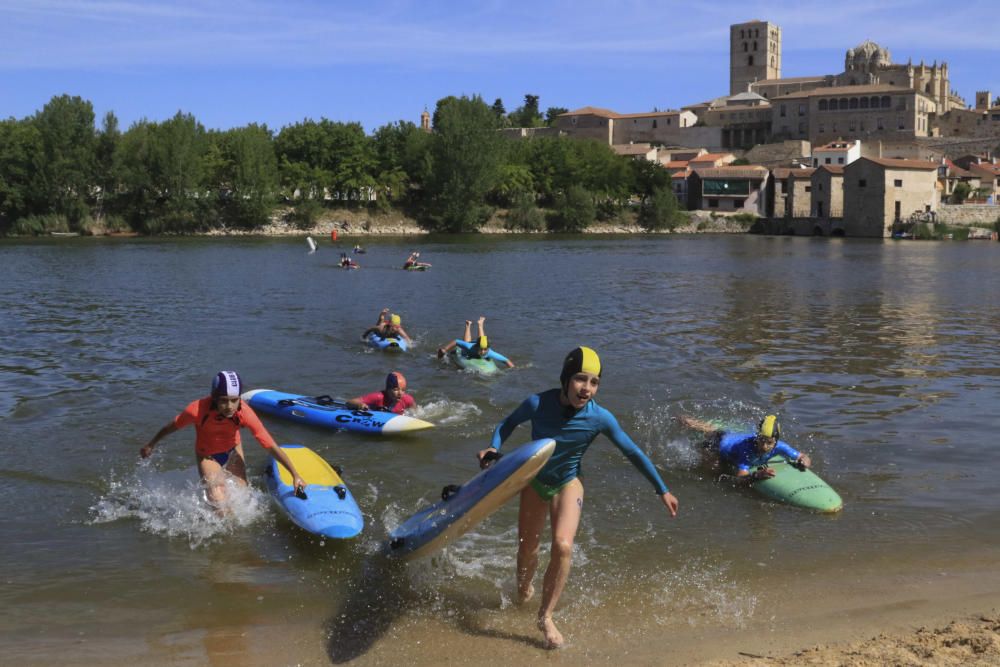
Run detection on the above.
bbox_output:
[242,389,434,435]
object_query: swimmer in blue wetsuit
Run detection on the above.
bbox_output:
[477,347,678,649]
[678,414,812,483]
[436,316,514,368]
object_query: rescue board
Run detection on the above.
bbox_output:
[265,444,363,538]
[242,389,433,435]
[387,438,556,560]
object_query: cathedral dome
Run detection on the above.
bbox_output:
[847,40,891,69]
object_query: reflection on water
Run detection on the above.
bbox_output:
[2,235,999,662]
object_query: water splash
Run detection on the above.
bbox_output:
[410,398,481,425]
[89,464,269,548]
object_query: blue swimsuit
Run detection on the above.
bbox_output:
[717,433,801,472]
[454,340,511,365]
[490,388,668,495]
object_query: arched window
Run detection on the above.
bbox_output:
[839,98,849,110]
[753,41,758,51]
[870,96,880,108]
[819,99,828,111]
[849,97,859,109]
[748,55,754,66]
[860,97,869,109]
[740,29,745,38]
[881,96,891,108]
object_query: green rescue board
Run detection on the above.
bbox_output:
[748,458,843,513]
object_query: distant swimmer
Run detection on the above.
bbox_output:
[476,347,678,649]
[345,371,415,415]
[339,252,360,269]
[402,251,431,270]
[678,414,812,483]
[352,244,366,254]
[139,371,306,511]
[436,316,514,368]
[362,308,412,345]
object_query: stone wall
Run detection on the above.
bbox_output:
[936,204,1000,226]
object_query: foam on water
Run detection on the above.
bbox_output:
[410,398,481,425]
[89,463,269,548]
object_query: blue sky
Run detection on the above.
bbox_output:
[1,0,997,133]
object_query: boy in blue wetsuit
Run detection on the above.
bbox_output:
[678,414,812,482]
[436,316,514,368]
[477,346,678,649]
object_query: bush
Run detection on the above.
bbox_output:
[8,214,70,236]
[505,193,545,231]
[547,185,595,232]
[730,213,759,230]
[288,199,324,230]
[637,187,683,231]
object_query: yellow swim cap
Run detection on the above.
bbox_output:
[757,415,780,440]
[390,314,401,326]
[477,335,488,350]
[560,346,601,385]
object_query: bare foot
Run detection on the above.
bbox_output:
[517,583,534,604]
[537,615,564,649]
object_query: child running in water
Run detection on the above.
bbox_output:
[140,371,306,509]
[477,347,678,648]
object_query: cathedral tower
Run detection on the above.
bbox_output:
[730,20,781,95]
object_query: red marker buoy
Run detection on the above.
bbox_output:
[331,230,338,242]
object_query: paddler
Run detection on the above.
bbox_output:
[345,371,415,415]
[476,347,678,649]
[677,414,812,482]
[436,316,514,368]
[362,308,412,345]
[139,371,306,510]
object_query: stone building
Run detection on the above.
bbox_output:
[812,139,861,167]
[687,166,770,214]
[552,107,717,149]
[811,165,845,219]
[784,168,816,218]
[842,157,939,237]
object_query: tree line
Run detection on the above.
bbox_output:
[0,93,683,236]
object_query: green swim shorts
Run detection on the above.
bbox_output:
[529,477,572,501]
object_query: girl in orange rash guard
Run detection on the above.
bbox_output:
[140,371,306,510]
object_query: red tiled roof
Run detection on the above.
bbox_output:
[662,160,689,169]
[863,157,938,170]
[689,152,735,164]
[560,106,621,118]
[815,165,845,174]
[772,168,791,179]
[788,168,817,178]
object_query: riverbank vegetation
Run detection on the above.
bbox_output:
[0,94,685,236]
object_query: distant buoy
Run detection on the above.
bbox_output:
[331,230,338,242]
[307,236,317,253]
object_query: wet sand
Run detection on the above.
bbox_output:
[9,562,1000,666]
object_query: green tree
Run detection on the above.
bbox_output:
[951,181,971,204]
[638,187,684,231]
[547,184,595,232]
[544,107,569,126]
[32,94,98,227]
[505,191,544,231]
[0,118,45,226]
[422,95,505,232]
[509,94,543,128]
[630,159,672,203]
[209,124,279,228]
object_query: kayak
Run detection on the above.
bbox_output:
[366,332,409,353]
[387,439,556,559]
[265,444,363,538]
[452,349,499,375]
[242,389,434,435]
[403,265,430,271]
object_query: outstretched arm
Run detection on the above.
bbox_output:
[476,316,486,339]
[397,326,412,343]
[269,447,306,493]
[376,308,389,325]
[437,339,459,358]
[140,422,179,458]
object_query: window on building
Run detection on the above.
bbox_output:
[894,179,903,187]
[850,98,859,109]
[653,119,658,129]
[818,183,824,191]
[708,199,719,208]
[748,55,754,66]
[877,118,884,130]
[825,157,832,164]
[780,104,786,117]
[870,96,879,108]
[898,117,905,130]
[838,157,844,164]
[819,100,828,111]
[860,97,869,109]
[798,104,806,116]
[849,120,856,131]
[798,121,805,133]
[859,179,867,187]
[744,42,748,52]
[881,96,891,108]
[753,41,758,51]
[735,199,746,208]
[818,123,825,133]
[839,99,848,111]
[805,186,812,192]
[572,117,578,125]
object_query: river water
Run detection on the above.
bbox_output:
[2,234,999,665]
